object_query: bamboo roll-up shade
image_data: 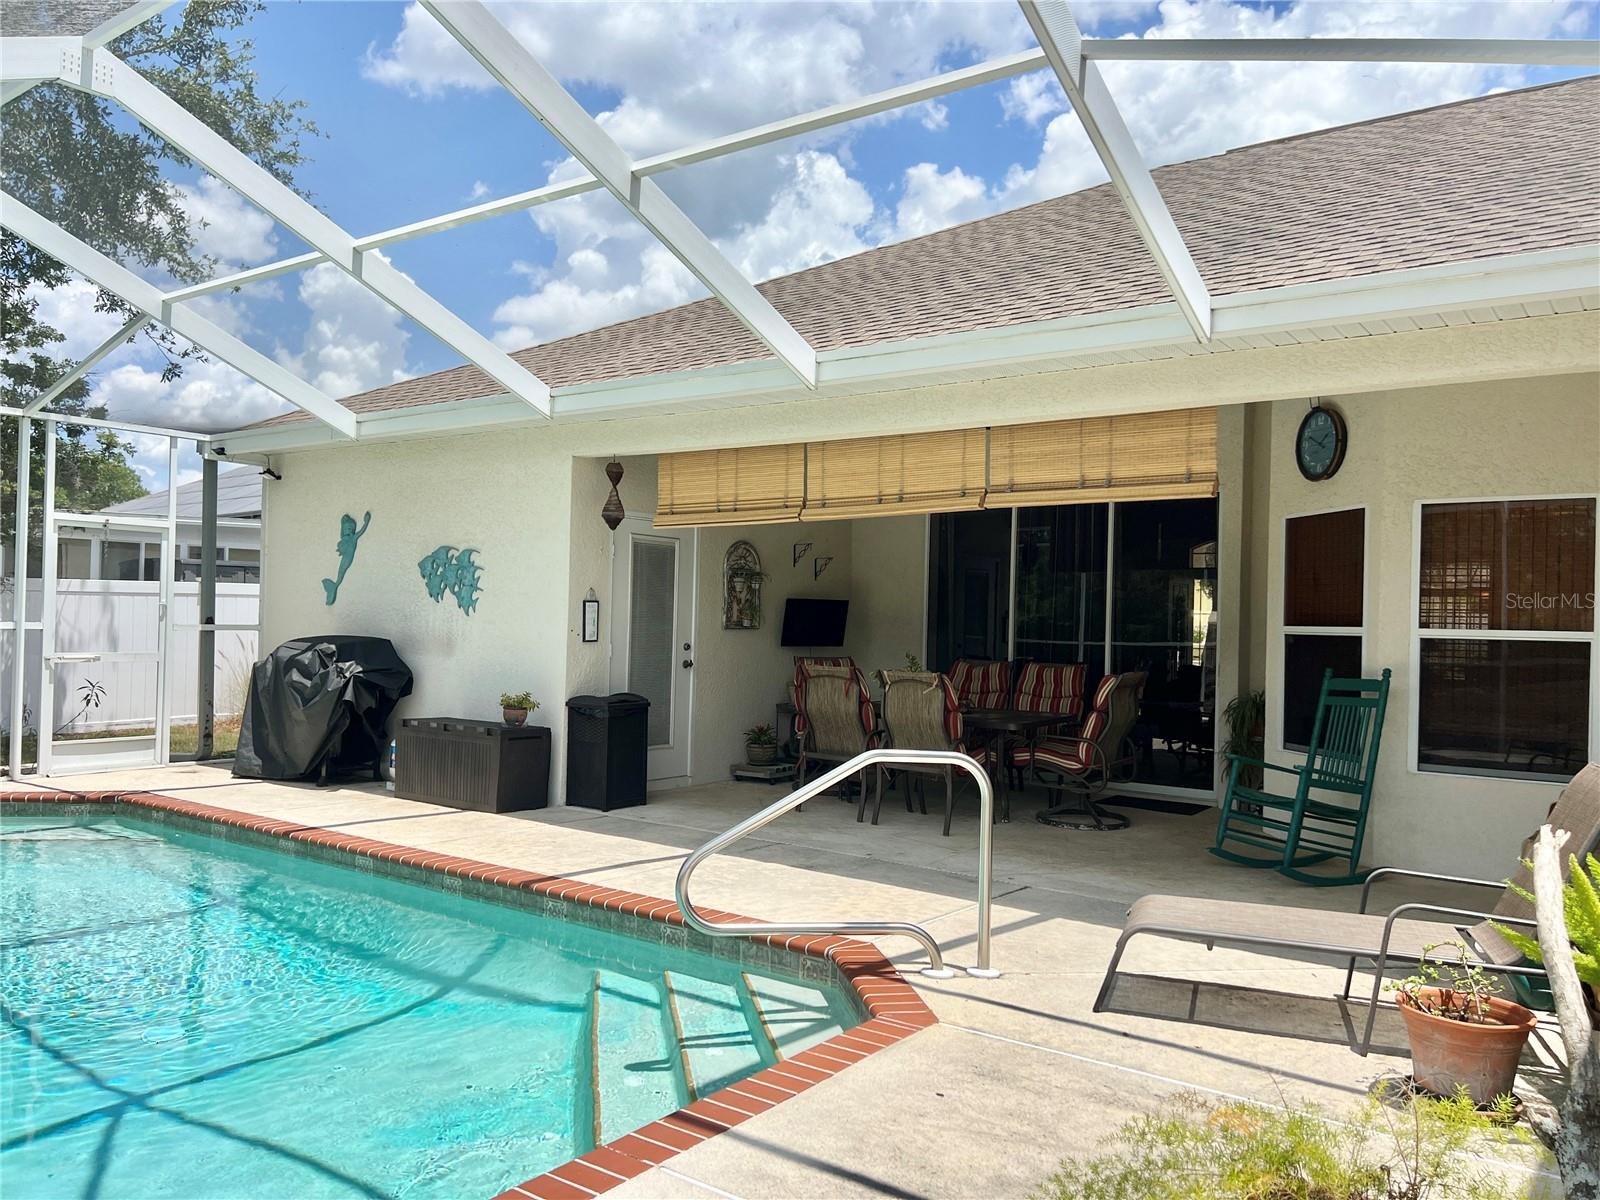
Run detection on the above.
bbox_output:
[655,443,805,527]
[986,407,1217,508]
[800,428,987,522]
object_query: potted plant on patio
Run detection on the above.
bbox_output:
[1221,689,1265,788]
[1391,941,1538,1105]
[500,691,539,727]
[744,723,779,765]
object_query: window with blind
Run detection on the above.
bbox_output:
[1415,497,1595,780]
[1282,508,1365,749]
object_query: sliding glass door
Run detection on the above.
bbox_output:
[930,496,1220,795]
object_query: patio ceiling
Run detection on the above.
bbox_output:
[0,1,1594,443]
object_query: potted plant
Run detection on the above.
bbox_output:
[744,723,779,765]
[1221,689,1265,787]
[1391,940,1538,1105]
[1494,850,1600,1029]
[500,691,539,727]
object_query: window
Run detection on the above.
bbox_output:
[1282,508,1365,749]
[57,538,91,579]
[1415,498,1596,780]
[100,541,142,581]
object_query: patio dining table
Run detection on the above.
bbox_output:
[962,708,1073,822]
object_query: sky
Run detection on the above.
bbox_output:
[8,0,1597,492]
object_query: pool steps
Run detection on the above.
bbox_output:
[588,968,846,1146]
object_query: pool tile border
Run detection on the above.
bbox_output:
[1,789,936,1199]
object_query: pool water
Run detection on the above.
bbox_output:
[0,811,856,1199]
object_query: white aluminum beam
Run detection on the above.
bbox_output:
[0,406,213,441]
[1,191,359,438]
[420,0,818,387]
[21,314,144,413]
[1081,37,1600,66]
[1022,0,1212,341]
[69,48,552,417]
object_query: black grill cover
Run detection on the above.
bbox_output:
[233,636,414,781]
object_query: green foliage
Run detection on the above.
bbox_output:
[903,652,924,672]
[0,2,318,542]
[1392,940,1504,1023]
[1495,852,1600,988]
[1032,1089,1538,1200]
[499,692,538,711]
[744,723,777,746]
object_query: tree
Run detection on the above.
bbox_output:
[0,0,316,552]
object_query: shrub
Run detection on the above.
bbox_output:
[499,691,538,711]
[1494,851,1600,989]
[744,723,777,746]
[1032,1089,1538,1200]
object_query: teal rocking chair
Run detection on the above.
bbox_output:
[1211,668,1392,886]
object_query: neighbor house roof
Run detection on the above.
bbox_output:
[258,76,1598,428]
[105,464,262,521]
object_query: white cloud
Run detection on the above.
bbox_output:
[469,180,491,200]
[9,278,134,361]
[894,163,993,239]
[1001,71,1065,126]
[918,101,950,132]
[172,175,278,270]
[279,263,412,398]
[89,357,289,432]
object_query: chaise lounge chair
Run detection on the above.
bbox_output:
[1096,761,1600,1054]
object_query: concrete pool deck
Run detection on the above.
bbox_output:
[7,764,1566,1199]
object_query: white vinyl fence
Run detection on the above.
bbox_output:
[0,580,259,736]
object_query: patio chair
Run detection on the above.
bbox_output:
[787,656,866,757]
[1096,762,1600,1056]
[989,661,1086,789]
[946,658,1012,711]
[792,664,878,802]
[1032,671,1146,831]
[1212,668,1392,886]
[872,670,967,834]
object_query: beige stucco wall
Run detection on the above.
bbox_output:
[258,315,1598,866]
[1260,372,1600,876]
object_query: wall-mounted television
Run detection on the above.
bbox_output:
[780,598,849,647]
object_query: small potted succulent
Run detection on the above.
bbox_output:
[1391,941,1537,1106]
[500,691,539,727]
[744,723,779,765]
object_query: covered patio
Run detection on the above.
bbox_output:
[5,760,1567,1196]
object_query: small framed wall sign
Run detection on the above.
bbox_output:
[582,589,600,643]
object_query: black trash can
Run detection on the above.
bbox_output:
[566,692,649,811]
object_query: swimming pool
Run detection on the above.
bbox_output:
[0,805,866,1199]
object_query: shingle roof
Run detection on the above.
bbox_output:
[106,464,262,521]
[259,76,1599,427]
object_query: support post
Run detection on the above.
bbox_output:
[196,453,217,760]
[155,438,176,764]
[8,417,29,778]
[36,422,56,776]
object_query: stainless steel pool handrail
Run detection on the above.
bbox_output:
[674,748,999,979]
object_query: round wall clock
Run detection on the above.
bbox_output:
[1295,403,1347,482]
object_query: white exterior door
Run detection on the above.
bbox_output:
[610,518,695,782]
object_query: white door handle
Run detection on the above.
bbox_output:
[47,653,101,663]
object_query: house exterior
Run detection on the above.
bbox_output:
[217,80,1600,878]
[80,465,264,583]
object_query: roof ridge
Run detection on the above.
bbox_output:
[1210,72,1597,155]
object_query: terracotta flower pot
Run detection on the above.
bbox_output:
[502,707,528,727]
[1397,987,1537,1105]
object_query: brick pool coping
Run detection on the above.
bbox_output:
[1,788,938,1199]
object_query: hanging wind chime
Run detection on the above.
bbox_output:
[601,459,625,530]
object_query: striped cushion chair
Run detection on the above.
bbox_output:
[1032,671,1146,831]
[947,659,1012,710]
[985,662,1087,785]
[873,670,968,835]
